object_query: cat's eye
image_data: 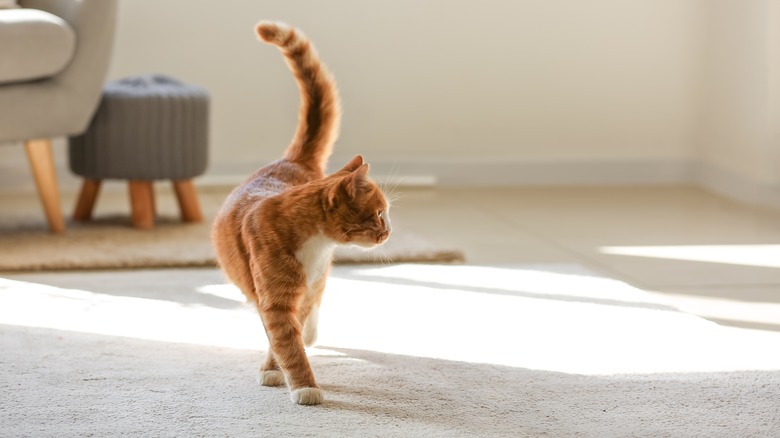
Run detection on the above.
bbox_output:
[377,210,384,219]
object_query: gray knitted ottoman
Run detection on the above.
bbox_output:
[68,74,209,229]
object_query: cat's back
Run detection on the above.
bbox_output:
[216,159,322,222]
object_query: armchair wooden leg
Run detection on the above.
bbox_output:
[128,180,155,229]
[73,179,102,222]
[172,180,203,223]
[24,138,65,233]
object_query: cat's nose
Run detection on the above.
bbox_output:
[383,213,392,233]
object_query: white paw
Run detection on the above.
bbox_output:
[290,387,323,405]
[257,369,285,387]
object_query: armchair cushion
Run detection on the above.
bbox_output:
[0,8,76,85]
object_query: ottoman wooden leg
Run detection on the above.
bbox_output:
[128,180,155,229]
[73,179,102,222]
[173,180,203,223]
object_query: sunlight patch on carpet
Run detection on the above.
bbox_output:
[1,264,779,376]
[196,283,245,302]
[0,278,263,350]
[345,264,666,307]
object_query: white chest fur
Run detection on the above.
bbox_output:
[295,233,336,289]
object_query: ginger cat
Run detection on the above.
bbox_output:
[211,21,391,405]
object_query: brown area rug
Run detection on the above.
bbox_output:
[0,214,464,272]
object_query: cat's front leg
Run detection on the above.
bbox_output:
[260,303,323,405]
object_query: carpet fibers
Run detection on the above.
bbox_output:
[1,264,778,437]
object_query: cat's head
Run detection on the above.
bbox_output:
[322,155,391,248]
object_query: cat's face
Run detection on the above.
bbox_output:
[323,156,391,248]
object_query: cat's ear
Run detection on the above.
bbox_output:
[354,162,369,179]
[344,163,370,198]
[339,154,364,173]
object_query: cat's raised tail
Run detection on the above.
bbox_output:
[256,21,341,173]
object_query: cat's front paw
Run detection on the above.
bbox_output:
[290,387,323,405]
[257,369,285,387]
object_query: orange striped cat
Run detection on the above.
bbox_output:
[211,22,391,405]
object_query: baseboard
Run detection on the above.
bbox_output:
[201,156,693,188]
[177,158,780,210]
[356,157,693,187]
[3,157,780,211]
[692,162,780,210]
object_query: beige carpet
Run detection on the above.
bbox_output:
[0,190,464,272]
[2,264,779,437]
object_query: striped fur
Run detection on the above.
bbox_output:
[211,21,391,406]
[256,21,341,172]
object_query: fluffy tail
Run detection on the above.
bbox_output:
[256,21,341,172]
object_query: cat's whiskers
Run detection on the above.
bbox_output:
[339,226,359,242]
[379,166,402,204]
[375,252,394,266]
[388,192,406,206]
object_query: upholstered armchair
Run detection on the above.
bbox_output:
[0,0,117,233]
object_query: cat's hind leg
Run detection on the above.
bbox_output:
[300,273,327,347]
[302,304,319,347]
[257,352,285,387]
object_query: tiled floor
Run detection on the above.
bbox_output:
[2,184,780,334]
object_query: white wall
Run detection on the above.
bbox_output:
[692,0,780,205]
[697,0,767,182]
[107,0,702,181]
[4,1,780,207]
